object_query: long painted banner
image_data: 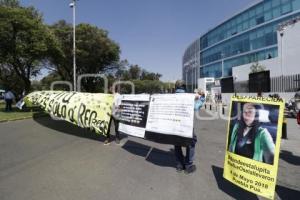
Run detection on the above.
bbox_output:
[24,91,196,146]
[223,95,284,199]
[24,91,114,136]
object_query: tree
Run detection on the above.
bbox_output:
[0,3,61,93]
[128,65,142,80]
[40,72,65,90]
[250,61,266,73]
[0,64,24,95]
[0,0,19,7]
[49,21,120,92]
[115,63,162,81]
[140,70,162,81]
[115,59,129,79]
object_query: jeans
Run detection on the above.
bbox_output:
[107,116,120,139]
[5,99,13,111]
[174,133,197,168]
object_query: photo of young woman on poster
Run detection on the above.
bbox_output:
[228,102,276,164]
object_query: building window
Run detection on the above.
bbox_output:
[264,0,272,11]
[292,0,300,10]
[273,6,281,18]
[281,1,292,14]
[264,10,273,21]
[256,15,265,24]
[272,0,281,7]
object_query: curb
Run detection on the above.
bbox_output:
[0,113,48,123]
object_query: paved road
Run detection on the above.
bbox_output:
[0,110,299,200]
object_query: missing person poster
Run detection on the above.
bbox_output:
[118,94,150,138]
[144,94,195,146]
[223,95,285,199]
[24,91,114,136]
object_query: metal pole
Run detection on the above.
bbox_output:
[280,32,284,92]
[72,0,76,91]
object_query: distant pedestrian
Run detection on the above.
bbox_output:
[4,89,15,112]
[295,89,300,125]
[257,91,262,97]
[217,93,222,103]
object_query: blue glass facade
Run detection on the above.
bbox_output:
[183,0,300,90]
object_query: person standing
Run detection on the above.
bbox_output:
[174,80,205,174]
[104,89,122,145]
[295,89,300,125]
[4,89,15,112]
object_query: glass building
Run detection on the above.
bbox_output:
[183,0,300,92]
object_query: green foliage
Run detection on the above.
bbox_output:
[0,4,60,93]
[0,65,24,95]
[114,61,162,81]
[250,61,266,73]
[0,0,19,7]
[49,20,121,92]
[128,65,141,79]
[140,70,162,81]
[119,80,164,94]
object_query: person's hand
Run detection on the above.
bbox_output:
[195,94,200,100]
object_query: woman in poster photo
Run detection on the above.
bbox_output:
[228,103,275,164]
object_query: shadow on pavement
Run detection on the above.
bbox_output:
[33,114,106,142]
[280,150,300,166]
[122,140,175,168]
[145,148,175,168]
[122,140,151,157]
[211,165,259,200]
[276,185,300,200]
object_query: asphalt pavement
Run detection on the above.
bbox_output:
[0,110,299,200]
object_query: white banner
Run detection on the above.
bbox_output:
[145,94,195,138]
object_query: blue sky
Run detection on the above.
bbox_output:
[21,0,254,81]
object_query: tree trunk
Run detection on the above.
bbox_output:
[23,78,31,94]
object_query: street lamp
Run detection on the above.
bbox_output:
[70,0,77,91]
[279,28,285,92]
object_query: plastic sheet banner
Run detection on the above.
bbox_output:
[144,94,195,146]
[118,93,195,146]
[24,91,114,136]
[223,95,284,199]
[118,94,150,138]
